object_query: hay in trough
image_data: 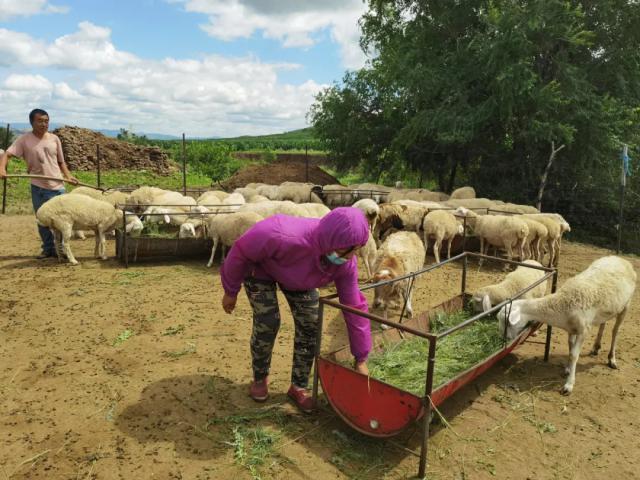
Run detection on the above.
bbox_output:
[367,308,504,396]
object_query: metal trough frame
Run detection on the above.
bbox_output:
[116,203,242,267]
[312,251,558,479]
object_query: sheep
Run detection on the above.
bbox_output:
[233,187,259,201]
[197,191,227,205]
[128,186,170,212]
[351,183,391,203]
[518,218,548,262]
[179,216,206,239]
[456,208,529,267]
[321,184,355,207]
[68,187,131,239]
[472,259,548,312]
[256,184,280,200]
[371,231,426,318]
[352,198,380,232]
[245,182,266,190]
[35,194,143,265]
[524,213,570,266]
[248,195,270,203]
[239,200,300,218]
[450,186,476,199]
[205,211,264,267]
[358,230,378,280]
[375,202,429,239]
[497,256,636,394]
[298,203,331,218]
[522,214,562,267]
[422,210,464,264]
[276,182,323,204]
[387,189,449,203]
[141,191,198,225]
[445,197,497,210]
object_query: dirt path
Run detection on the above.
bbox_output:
[1,214,639,479]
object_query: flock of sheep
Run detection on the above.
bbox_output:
[33,179,636,394]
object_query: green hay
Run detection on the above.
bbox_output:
[367,308,504,396]
[136,222,179,238]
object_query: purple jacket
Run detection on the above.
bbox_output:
[221,207,372,361]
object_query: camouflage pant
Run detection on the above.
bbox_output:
[243,277,320,388]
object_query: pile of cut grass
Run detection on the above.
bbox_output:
[367,307,504,396]
[136,222,179,239]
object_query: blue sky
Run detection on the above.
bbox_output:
[0,0,369,137]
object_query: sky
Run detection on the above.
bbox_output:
[0,0,370,137]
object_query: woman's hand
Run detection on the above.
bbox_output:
[222,293,237,314]
[354,360,369,376]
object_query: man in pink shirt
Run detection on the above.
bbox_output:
[0,109,78,258]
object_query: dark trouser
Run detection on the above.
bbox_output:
[31,184,65,254]
[243,277,320,388]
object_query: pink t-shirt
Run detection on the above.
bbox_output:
[7,132,66,190]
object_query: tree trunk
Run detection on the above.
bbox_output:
[536,141,565,211]
[446,156,458,193]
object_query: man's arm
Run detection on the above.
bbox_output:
[55,137,78,185]
[0,151,13,178]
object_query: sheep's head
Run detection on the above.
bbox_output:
[179,222,197,239]
[471,293,492,313]
[497,301,527,341]
[142,206,171,224]
[125,212,144,234]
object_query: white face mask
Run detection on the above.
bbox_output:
[325,251,348,265]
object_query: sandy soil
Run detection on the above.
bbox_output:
[1,214,639,480]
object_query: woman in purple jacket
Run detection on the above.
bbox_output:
[220,207,372,413]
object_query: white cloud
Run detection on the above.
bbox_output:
[173,0,368,69]
[0,24,327,136]
[4,73,52,91]
[0,0,68,21]
[0,22,138,70]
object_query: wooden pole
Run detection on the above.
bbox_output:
[3,123,10,150]
[5,174,103,190]
[182,133,187,195]
[96,144,102,188]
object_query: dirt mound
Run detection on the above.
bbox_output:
[220,161,339,189]
[53,126,174,174]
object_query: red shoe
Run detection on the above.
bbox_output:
[249,377,269,402]
[287,385,315,413]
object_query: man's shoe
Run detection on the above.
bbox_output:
[287,385,315,413]
[249,377,269,402]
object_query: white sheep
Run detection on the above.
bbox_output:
[206,211,264,267]
[239,200,300,218]
[375,202,429,242]
[248,194,270,203]
[472,259,548,312]
[178,216,206,239]
[498,256,636,394]
[68,187,131,239]
[422,210,464,264]
[524,213,570,266]
[351,183,391,203]
[387,189,449,203]
[233,187,259,201]
[450,186,476,199]
[445,197,497,210]
[36,194,142,265]
[321,185,355,207]
[298,203,331,218]
[371,231,426,318]
[128,186,170,212]
[357,230,378,280]
[256,184,280,200]
[518,217,548,262]
[456,208,529,267]
[197,190,228,205]
[352,198,380,232]
[522,214,562,267]
[141,191,198,225]
[276,182,323,204]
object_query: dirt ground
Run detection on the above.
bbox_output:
[1,214,639,480]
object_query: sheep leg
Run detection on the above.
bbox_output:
[547,239,556,268]
[206,237,218,268]
[433,238,441,264]
[553,238,561,267]
[478,238,485,267]
[565,334,577,374]
[589,324,606,357]
[59,225,78,265]
[607,306,629,369]
[401,282,413,318]
[423,232,430,258]
[503,242,514,271]
[52,229,63,260]
[562,333,585,395]
[447,237,453,260]
[98,230,107,260]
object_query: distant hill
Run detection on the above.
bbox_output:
[0,122,179,140]
[215,127,317,143]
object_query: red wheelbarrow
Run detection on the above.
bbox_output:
[311,252,558,479]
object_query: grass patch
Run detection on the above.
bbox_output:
[210,407,293,480]
[162,324,185,336]
[367,308,504,395]
[113,270,146,286]
[162,342,196,358]
[112,329,134,346]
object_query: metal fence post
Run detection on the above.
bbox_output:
[2,177,7,214]
[616,145,628,254]
[305,144,309,183]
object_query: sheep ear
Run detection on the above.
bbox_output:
[125,221,134,233]
[482,295,492,313]
[507,306,521,326]
[164,214,171,224]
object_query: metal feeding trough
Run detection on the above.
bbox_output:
[311,252,558,479]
